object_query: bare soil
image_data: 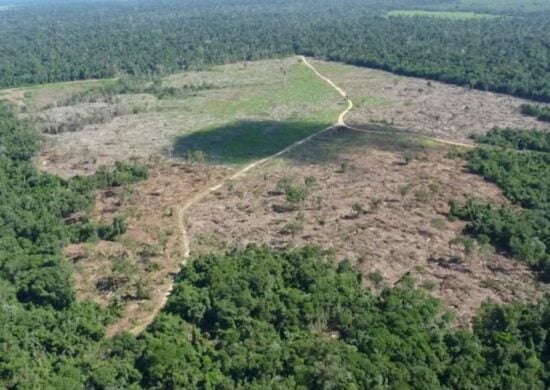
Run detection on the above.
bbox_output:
[23,57,549,332]
[310,59,550,142]
[185,129,547,325]
[34,57,340,177]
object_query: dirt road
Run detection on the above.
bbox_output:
[300,56,474,148]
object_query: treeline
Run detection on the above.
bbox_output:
[475,127,550,152]
[63,78,215,106]
[521,104,550,123]
[451,129,550,280]
[0,0,549,101]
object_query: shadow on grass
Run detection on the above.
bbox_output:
[285,123,435,165]
[170,119,331,165]
[171,119,438,166]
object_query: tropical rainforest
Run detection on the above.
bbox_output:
[0,0,549,101]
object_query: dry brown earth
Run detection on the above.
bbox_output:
[186,129,547,325]
[309,59,550,142]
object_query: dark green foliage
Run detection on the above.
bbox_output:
[450,200,550,275]
[16,261,76,309]
[0,0,549,101]
[521,104,550,123]
[70,161,149,193]
[63,77,215,106]
[144,246,449,388]
[133,245,550,388]
[97,216,128,241]
[0,105,38,161]
[476,128,550,153]
[450,129,550,281]
[0,104,146,387]
[466,148,550,209]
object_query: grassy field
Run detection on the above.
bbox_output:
[204,64,340,120]
[174,63,343,164]
[387,10,500,19]
[5,57,342,175]
[0,78,116,110]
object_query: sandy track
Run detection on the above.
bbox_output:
[127,57,344,333]
[300,57,474,148]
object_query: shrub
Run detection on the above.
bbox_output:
[97,216,128,241]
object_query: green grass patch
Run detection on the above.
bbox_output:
[387,10,500,19]
[206,63,340,119]
[173,61,342,165]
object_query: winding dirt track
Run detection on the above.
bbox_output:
[177,57,352,260]
[179,56,474,258]
[128,56,473,334]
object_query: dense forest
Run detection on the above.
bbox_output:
[0,0,549,101]
[2,106,550,387]
[451,129,550,280]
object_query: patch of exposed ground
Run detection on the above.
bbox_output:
[309,59,550,142]
[66,159,231,336]
[20,57,340,177]
[19,56,549,332]
[186,129,547,325]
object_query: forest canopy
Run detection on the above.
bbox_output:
[0,0,549,101]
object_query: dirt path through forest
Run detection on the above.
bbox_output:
[127,56,474,335]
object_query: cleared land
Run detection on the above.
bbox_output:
[6,58,341,177]
[7,57,548,176]
[186,129,547,325]
[40,58,342,334]
[65,160,231,335]
[308,59,550,142]
[5,57,549,332]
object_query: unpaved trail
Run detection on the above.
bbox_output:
[126,56,474,335]
[300,56,475,148]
